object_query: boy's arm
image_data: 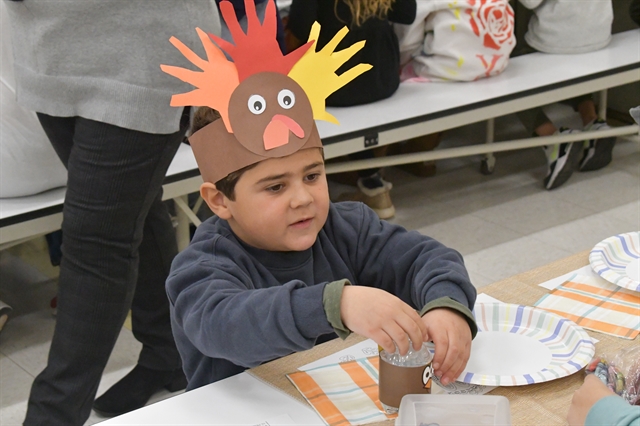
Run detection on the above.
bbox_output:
[330,203,477,380]
[337,203,476,321]
[167,258,335,368]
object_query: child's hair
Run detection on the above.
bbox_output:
[191,106,257,201]
[337,0,395,27]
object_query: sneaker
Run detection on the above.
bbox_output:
[579,119,616,171]
[543,129,583,190]
[337,175,396,219]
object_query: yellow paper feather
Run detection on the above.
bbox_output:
[288,23,372,124]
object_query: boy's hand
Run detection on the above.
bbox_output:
[421,308,472,386]
[567,374,615,426]
[340,286,426,356]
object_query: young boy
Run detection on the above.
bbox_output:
[162,0,477,392]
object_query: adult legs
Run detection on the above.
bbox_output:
[24,113,185,425]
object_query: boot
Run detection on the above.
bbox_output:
[93,365,187,417]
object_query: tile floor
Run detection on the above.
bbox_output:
[0,106,638,425]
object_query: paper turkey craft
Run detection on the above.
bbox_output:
[161,0,372,183]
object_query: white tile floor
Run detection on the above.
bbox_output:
[0,108,638,425]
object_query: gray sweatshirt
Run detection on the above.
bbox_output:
[4,0,220,134]
[519,0,612,53]
[167,202,477,390]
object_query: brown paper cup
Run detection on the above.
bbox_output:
[378,355,433,412]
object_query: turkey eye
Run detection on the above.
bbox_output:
[277,89,295,109]
[248,94,266,115]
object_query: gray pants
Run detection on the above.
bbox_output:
[24,111,188,425]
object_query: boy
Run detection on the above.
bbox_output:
[162,0,477,392]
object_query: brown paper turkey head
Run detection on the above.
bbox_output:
[161,0,372,183]
[228,72,314,157]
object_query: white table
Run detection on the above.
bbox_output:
[98,372,323,426]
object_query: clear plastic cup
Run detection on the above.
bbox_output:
[379,341,434,414]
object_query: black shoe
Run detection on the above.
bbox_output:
[543,130,583,190]
[93,365,187,417]
[579,119,616,171]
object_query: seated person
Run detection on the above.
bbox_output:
[161,0,477,391]
[514,0,615,190]
[568,374,640,426]
[285,0,418,220]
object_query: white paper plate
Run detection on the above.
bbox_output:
[458,303,594,386]
[589,232,640,292]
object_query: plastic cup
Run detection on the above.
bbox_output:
[378,342,433,414]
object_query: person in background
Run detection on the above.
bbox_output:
[285,0,417,220]
[515,0,615,190]
[396,0,515,83]
[391,0,514,181]
[4,1,220,424]
[567,374,640,426]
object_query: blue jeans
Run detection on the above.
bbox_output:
[24,111,188,425]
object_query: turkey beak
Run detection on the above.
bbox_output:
[263,114,305,150]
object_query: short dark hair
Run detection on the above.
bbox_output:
[213,163,258,201]
[191,106,255,201]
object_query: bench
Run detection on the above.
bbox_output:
[1,29,638,251]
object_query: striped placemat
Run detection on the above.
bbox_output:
[286,356,395,426]
[535,273,640,339]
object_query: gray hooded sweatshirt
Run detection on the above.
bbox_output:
[167,202,477,391]
[519,0,613,54]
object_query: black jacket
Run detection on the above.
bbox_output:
[287,0,416,106]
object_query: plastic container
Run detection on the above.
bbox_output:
[396,394,512,426]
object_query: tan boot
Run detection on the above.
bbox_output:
[337,178,396,220]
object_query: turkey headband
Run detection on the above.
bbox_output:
[161,0,372,184]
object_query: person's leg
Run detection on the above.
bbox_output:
[92,191,185,417]
[571,95,616,171]
[338,150,395,219]
[132,194,180,371]
[24,114,185,426]
[517,107,556,136]
[575,97,598,126]
[516,107,582,190]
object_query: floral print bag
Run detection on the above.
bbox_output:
[396,0,515,82]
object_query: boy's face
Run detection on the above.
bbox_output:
[224,148,330,252]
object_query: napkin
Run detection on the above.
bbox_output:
[535,273,640,339]
[286,356,395,426]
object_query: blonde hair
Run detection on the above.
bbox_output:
[337,0,396,27]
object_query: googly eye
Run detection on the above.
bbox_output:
[248,94,266,115]
[277,89,295,109]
